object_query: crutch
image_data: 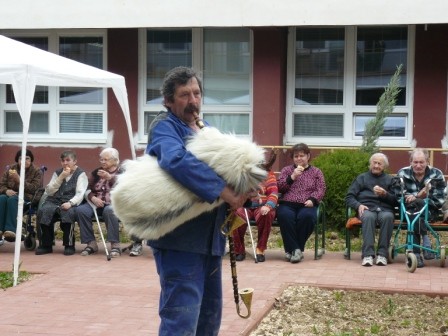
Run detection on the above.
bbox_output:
[244,208,258,263]
[88,200,111,261]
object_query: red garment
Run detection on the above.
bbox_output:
[233,207,276,254]
[232,170,278,254]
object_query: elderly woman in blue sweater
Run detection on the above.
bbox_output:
[346,153,398,267]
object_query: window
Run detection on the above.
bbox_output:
[287,26,413,147]
[0,31,107,144]
[140,28,252,139]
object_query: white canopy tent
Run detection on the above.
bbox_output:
[0,35,136,286]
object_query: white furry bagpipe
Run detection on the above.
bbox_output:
[110,127,267,240]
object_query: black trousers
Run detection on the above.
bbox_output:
[39,219,75,248]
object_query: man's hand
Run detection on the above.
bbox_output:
[220,186,250,210]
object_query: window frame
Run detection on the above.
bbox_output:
[0,29,108,145]
[138,27,253,144]
[286,25,415,147]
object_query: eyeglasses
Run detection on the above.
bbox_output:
[99,157,113,162]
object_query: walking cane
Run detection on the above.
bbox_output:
[244,208,258,263]
[88,201,111,261]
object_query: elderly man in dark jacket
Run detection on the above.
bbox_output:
[346,153,398,267]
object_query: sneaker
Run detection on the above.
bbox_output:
[362,256,374,266]
[290,249,303,264]
[423,250,435,260]
[416,254,425,268]
[3,231,16,242]
[376,255,388,266]
[110,243,122,258]
[129,242,143,257]
[285,252,292,261]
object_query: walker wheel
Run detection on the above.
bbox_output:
[24,235,36,251]
[439,246,446,268]
[388,245,395,263]
[406,252,417,273]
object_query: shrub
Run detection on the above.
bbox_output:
[312,149,370,231]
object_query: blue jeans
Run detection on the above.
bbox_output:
[76,203,120,244]
[152,248,223,336]
[0,194,19,232]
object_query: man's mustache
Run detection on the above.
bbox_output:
[185,104,199,114]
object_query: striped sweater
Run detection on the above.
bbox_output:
[248,170,279,209]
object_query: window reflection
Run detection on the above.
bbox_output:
[356,27,407,106]
[146,30,192,104]
[203,28,250,105]
[59,36,104,105]
[354,115,406,137]
[295,28,345,105]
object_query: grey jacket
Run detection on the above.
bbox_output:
[346,171,398,214]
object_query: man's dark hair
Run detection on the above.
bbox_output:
[160,66,202,107]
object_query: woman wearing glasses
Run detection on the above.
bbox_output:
[76,148,123,257]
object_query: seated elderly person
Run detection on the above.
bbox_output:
[0,149,42,242]
[233,151,278,262]
[76,148,122,257]
[36,150,88,256]
[277,143,326,264]
[396,148,446,268]
[346,153,398,267]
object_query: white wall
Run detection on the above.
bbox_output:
[0,0,447,29]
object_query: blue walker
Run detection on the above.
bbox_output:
[389,177,446,272]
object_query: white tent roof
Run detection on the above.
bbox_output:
[0,35,136,285]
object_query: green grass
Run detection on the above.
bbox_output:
[0,261,32,290]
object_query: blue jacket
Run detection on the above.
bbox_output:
[145,111,227,256]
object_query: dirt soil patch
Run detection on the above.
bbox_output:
[249,285,448,336]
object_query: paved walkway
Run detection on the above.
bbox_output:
[1,241,448,335]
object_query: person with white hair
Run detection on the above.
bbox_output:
[76,147,122,257]
[346,153,398,267]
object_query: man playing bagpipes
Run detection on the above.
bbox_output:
[143,67,254,335]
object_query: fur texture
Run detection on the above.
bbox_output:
[111,127,266,240]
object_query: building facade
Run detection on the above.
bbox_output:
[1,1,447,179]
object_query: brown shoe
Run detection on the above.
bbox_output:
[4,231,16,242]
